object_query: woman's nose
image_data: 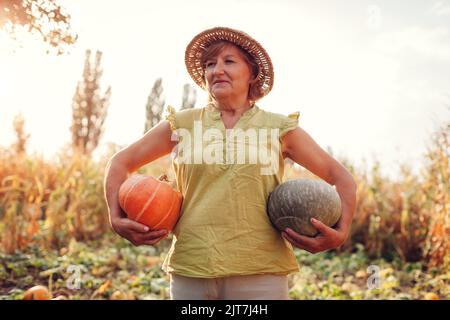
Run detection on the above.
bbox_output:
[212,61,225,74]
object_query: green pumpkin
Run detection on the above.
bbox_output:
[267,179,342,236]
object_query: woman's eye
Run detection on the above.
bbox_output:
[205,60,233,67]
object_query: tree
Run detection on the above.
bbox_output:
[12,112,30,155]
[0,0,77,54]
[144,78,165,133]
[180,83,196,110]
[71,49,111,156]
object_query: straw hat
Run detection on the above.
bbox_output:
[185,27,274,97]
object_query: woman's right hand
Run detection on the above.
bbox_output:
[111,217,168,246]
[104,120,176,247]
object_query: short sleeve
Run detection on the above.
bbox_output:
[279,111,300,138]
[164,105,177,131]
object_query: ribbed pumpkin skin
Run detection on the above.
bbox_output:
[267,179,341,236]
[118,175,182,232]
[23,285,51,300]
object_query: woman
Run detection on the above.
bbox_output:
[104,27,357,300]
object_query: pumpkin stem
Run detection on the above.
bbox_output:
[158,174,169,182]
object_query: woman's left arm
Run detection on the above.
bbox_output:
[280,126,357,253]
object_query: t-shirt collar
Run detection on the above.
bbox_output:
[206,102,259,121]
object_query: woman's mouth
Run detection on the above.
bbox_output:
[213,80,229,85]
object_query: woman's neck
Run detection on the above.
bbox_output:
[212,97,253,118]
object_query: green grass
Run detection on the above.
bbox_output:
[1,236,448,300]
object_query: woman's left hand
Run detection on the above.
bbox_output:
[281,218,349,253]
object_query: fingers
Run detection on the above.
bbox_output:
[282,228,323,253]
[282,231,312,252]
[132,229,168,246]
[310,218,334,236]
[285,228,317,248]
[142,234,168,246]
[125,219,150,233]
[140,229,168,241]
[282,220,344,253]
[283,233,317,253]
[112,217,170,246]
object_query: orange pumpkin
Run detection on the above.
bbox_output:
[118,174,182,232]
[23,285,51,300]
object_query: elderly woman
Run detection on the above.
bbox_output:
[104,27,357,300]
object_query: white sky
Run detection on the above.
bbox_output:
[1,0,449,179]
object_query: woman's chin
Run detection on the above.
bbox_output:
[211,88,232,99]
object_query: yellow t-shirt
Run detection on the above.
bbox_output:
[161,103,301,278]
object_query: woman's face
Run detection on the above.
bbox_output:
[204,44,253,102]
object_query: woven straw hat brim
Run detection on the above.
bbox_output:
[185,27,274,97]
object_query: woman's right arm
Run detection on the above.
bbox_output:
[103,120,177,246]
